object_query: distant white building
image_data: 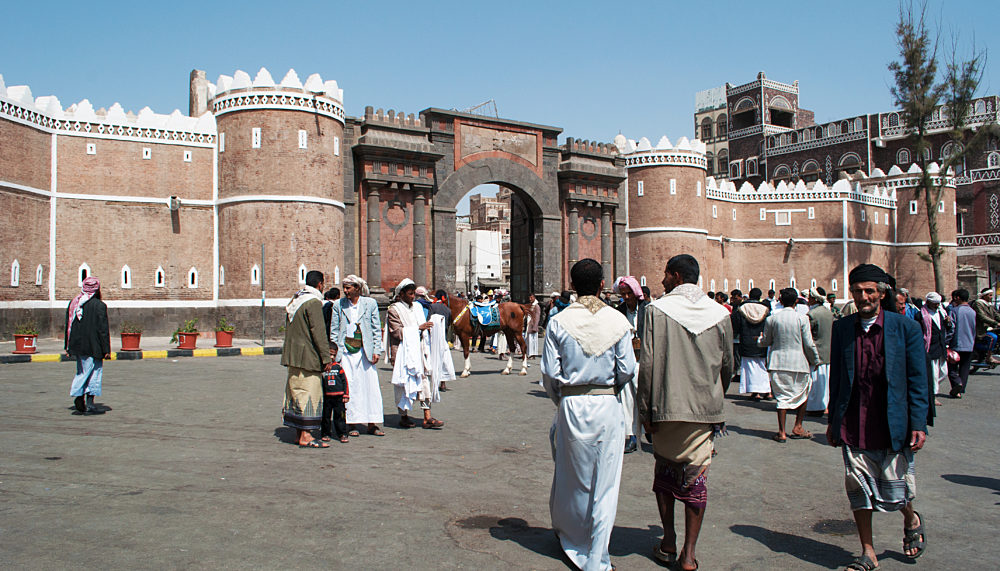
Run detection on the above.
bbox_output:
[456,221,503,293]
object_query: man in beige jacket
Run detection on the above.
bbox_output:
[638,254,732,571]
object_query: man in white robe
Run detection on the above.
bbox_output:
[330,275,385,436]
[542,259,636,571]
[526,294,541,358]
[386,279,444,429]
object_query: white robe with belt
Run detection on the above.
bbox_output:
[389,301,434,410]
[541,300,636,571]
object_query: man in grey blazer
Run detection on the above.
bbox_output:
[806,288,835,415]
[759,288,820,442]
[330,275,386,437]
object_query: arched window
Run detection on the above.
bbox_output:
[975,100,987,114]
[640,276,647,287]
[790,277,797,289]
[773,164,791,180]
[841,120,850,134]
[717,150,729,175]
[710,279,716,292]
[219,265,226,285]
[838,153,863,175]
[298,264,307,285]
[736,279,741,291]
[988,152,1000,168]
[78,263,91,286]
[700,116,713,140]
[35,264,43,285]
[888,113,900,127]
[897,148,911,165]
[10,259,20,287]
[769,279,776,292]
[697,276,703,288]
[188,267,198,288]
[705,152,714,174]
[154,266,165,288]
[251,264,260,285]
[810,279,817,288]
[855,118,864,131]
[748,279,754,290]
[723,279,729,292]
[334,265,341,285]
[831,279,838,292]
[121,265,132,289]
[801,160,822,183]
[716,114,728,137]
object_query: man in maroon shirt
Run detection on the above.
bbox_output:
[827,264,929,570]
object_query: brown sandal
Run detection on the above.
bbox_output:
[423,418,445,429]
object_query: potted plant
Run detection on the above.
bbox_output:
[120,321,143,351]
[214,316,235,348]
[13,319,39,354]
[171,318,199,350]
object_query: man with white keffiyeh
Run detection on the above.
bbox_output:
[65,276,111,415]
[280,270,334,448]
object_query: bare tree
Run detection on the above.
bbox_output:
[888,1,993,293]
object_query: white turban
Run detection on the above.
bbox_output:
[342,274,369,297]
[395,278,415,300]
[925,292,942,304]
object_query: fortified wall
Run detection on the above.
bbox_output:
[617,134,957,297]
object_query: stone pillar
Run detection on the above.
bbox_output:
[567,202,579,266]
[538,214,563,293]
[432,205,458,294]
[366,183,382,292]
[601,205,612,284]
[412,186,427,286]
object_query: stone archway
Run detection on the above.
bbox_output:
[433,156,561,300]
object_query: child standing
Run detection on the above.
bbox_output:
[321,344,351,443]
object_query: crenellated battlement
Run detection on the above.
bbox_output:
[614,134,707,169]
[363,106,426,128]
[562,137,618,156]
[0,74,216,145]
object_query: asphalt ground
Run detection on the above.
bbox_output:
[1,351,997,570]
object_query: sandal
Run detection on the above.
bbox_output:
[772,434,787,443]
[845,554,879,570]
[652,545,676,567]
[299,440,329,448]
[320,436,332,442]
[338,435,350,443]
[423,418,445,429]
[789,431,813,439]
[903,511,926,559]
[347,430,360,437]
[367,426,386,436]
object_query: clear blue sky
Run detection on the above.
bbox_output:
[3,0,996,214]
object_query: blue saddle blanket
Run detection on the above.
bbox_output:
[471,302,500,327]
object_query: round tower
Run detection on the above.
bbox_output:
[212,68,346,302]
[616,135,708,292]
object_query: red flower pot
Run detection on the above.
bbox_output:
[177,332,198,350]
[120,332,142,351]
[214,330,233,348]
[13,334,37,354]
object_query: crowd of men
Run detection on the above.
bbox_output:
[57,254,996,569]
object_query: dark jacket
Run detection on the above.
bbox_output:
[616,299,650,341]
[281,298,333,372]
[828,310,929,452]
[732,300,769,358]
[65,297,111,357]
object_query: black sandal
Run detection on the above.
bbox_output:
[903,511,926,559]
[845,554,879,570]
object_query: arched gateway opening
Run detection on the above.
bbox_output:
[347,107,625,302]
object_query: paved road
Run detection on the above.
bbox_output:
[1,351,997,569]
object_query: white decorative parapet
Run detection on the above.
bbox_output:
[0,74,216,146]
[703,162,952,209]
[614,134,707,169]
[210,68,345,124]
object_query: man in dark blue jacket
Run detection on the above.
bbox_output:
[826,264,928,570]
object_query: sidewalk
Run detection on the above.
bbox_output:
[0,335,284,364]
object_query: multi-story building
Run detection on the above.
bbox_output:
[455,219,503,293]
[693,86,730,180]
[468,188,512,281]
[707,72,1000,286]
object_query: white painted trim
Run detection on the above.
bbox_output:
[1,179,51,197]
[704,235,958,247]
[49,134,58,302]
[57,129,214,148]
[627,226,709,235]
[57,192,214,207]
[216,195,346,209]
[0,297,294,309]
[212,145,219,302]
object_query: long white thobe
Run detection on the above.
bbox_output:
[541,318,636,571]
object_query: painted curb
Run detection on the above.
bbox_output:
[1,346,282,364]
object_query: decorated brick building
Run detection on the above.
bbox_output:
[0,68,628,338]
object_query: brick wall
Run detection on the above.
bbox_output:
[0,190,50,301]
[0,118,50,190]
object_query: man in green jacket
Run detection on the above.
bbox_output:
[639,254,733,571]
[281,270,334,448]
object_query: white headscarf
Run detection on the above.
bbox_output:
[342,274,370,297]
[395,278,415,300]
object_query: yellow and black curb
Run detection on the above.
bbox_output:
[1,346,282,364]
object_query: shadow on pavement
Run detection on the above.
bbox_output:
[272,426,298,445]
[484,517,663,568]
[941,473,1000,501]
[730,524,853,568]
[726,424,778,441]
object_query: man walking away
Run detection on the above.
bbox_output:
[65,276,111,415]
[281,270,333,448]
[827,264,928,570]
[918,292,949,409]
[947,289,976,399]
[542,259,636,571]
[733,288,770,400]
[807,288,834,415]
[638,254,732,571]
[759,288,820,442]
